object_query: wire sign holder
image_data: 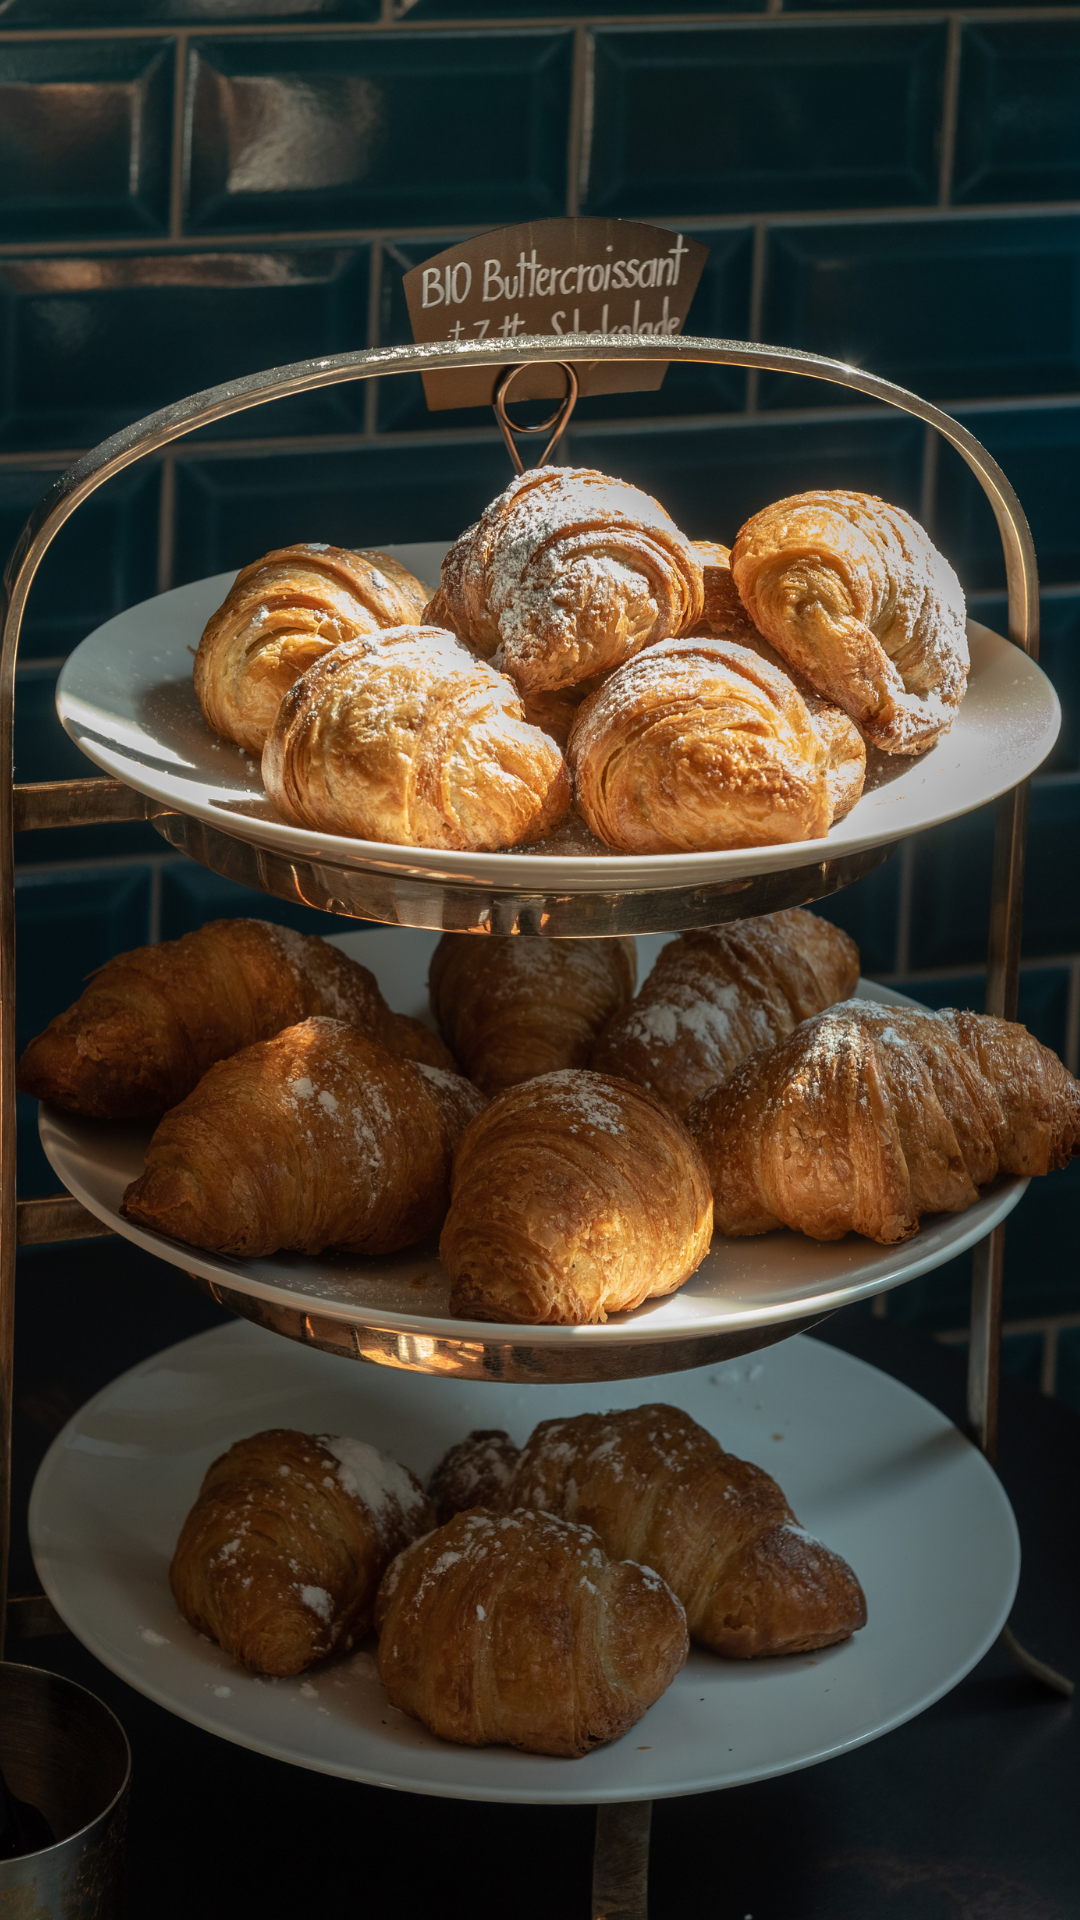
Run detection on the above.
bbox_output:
[0,314,1073,1919]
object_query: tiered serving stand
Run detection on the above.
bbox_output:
[1,336,1072,1916]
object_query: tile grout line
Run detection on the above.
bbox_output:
[894,839,915,974]
[937,14,962,209]
[568,25,594,219]
[7,199,1080,262]
[168,30,189,244]
[919,421,940,535]
[1040,1324,1060,1396]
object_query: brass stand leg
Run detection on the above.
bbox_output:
[971,777,1074,1699]
[592,1801,652,1920]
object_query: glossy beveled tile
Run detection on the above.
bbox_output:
[0,463,160,663]
[0,39,173,241]
[937,407,1080,592]
[0,247,371,451]
[760,216,1080,410]
[184,31,572,233]
[584,24,947,218]
[954,22,1080,207]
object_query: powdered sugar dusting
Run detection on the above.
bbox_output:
[319,1435,426,1534]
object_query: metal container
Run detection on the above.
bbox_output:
[0,1662,130,1917]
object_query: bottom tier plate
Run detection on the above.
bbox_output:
[29,1322,1018,1804]
[37,930,1027,1380]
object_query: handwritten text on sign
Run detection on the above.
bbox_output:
[403,218,709,410]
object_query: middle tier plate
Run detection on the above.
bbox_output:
[54,548,1060,934]
[38,930,1026,1383]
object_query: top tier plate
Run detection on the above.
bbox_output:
[56,544,1060,935]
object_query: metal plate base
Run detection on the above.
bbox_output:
[149,806,892,935]
[189,1274,833,1382]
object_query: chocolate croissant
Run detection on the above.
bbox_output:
[688,1000,1080,1244]
[567,634,832,854]
[730,491,969,754]
[591,909,860,1118]
[17,917,453,1120]
[427,1430,520,1527]
[262,625,570,850]
[439,1068,713,1324]
[122,1018,485,1257]
[194,544,430,754]
[171,1428,432,1676]
[426,465,704,694]
[500,1405,866,1659]
[693,542,865,823]
[428,933,637,1096]
[375,1506,688,1757]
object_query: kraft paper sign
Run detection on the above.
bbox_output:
[403,217,709,411]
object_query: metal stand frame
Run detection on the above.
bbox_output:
[0,336,1071,1918]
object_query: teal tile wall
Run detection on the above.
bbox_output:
[2,0,1079,1388]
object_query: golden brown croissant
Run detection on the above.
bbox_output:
[171,1428,432,1676]
[122,1018,485,1257]
[439,1068,713,1324]
[428,933,636,1096]
[194,544,430,754]
[567,634,831,854]
[730,491,969,754]
[688,1000,1080,1244]
[375,1506,688,1756]
[17,918,454,1120]
[591,909,860,1119]
[501,1405,866,1659]
[262,626,570,850]
[692,543,865,822]
[425,466,704,694]
[427,1430,520,1527]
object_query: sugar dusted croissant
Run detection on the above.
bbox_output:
[427,1430,521,1527]
[731,491,968,754]
[17,917,453,1120]
[501,1405,866,1659]
[375,1507,688,1756]
[688,1001,1080,1244]
[692,543,865,823]
[122,1018,485,1257]
[171,1428,432,1676]
[428,933,636,1096]
[439,1068,713,1324]
[591,909,859,1118]
[568,634,831,854]
[426,466,704,695]
[262,625,570,850]
[194,544,430,754]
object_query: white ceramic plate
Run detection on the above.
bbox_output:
[54,546,1060,893]
[28,1322,1019,1803]
[38,929,1026,1349]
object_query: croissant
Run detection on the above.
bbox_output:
[194,544,430,755]
[425,466,704,695]
[122,1018,486,1257]
[428,933,636,1096]
[375,1506,688,1756]
[262,626,570,850]
[17,917,454,1120]
[730,491,969,755]
[692,542,865,822]
[567,634,831,854]
[171,1428,432,1676]
[688,1000,1080,1244]
[591,909,860,1119]
[500,1405,866,1659]
[439,1068,713,1324]
[427,1430,521,1527]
